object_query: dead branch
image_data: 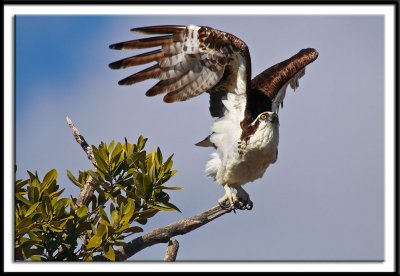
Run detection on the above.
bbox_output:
[93,204,232,261]
[164,240,179,261]
[66,116,96,207]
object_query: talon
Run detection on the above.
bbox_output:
[234,200,246,210]
[218,200,230,210]
[236,186,253,211]
[245,201,253,210]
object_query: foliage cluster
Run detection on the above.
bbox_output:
[15,136,181,261]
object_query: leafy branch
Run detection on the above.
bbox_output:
[15,116,235,262]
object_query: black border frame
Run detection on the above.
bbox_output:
[2,0,398,273]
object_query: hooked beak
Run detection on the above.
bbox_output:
[269,113,279,124]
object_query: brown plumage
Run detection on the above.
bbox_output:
[109,49,163,69]
[109,24,318,135]
[251,48,318,101]
[242,48,319,131]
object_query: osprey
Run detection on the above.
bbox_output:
[109,25,318,210]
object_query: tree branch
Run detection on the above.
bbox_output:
[66,116,96,165]
[93,204,233,261]
[164,240,179,261]
[66,116,96,207]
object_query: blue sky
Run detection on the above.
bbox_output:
[15,15,385,261]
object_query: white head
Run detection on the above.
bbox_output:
[252,111,279,129]
[247,111,280,146]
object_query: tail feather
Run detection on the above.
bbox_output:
[195,135,215,148]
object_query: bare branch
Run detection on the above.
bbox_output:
[66,116,96,166]
[164,240,179,261]
[66,116,96,207]
[93,204,233,261]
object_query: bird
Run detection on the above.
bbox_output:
[108,24,318,211]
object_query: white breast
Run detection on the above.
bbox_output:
[204,55,279,187]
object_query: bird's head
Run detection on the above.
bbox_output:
[252,111,279,128]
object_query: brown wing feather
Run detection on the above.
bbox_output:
[109,24,250,105]
[251,48,318,103]
[109,35,175,50]
[118,65,162,85]
[131,25,186,35]
[241,48,318,134]
[109,50,163,69]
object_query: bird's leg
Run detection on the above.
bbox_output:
[236,186,253,210]
[218,185,238,210]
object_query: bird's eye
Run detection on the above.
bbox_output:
[260,113,268,120]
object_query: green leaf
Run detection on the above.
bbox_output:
[86,235,102,249]
[126,151,146,167]
[99,206,109,222]
[137,135,148,151]
[104,245,116,261]
[30,255,42,261]
[27,170,38,182]
[111,142,123,162]
[122,226,143,234]
[25,202,41,217]
[137,209,159,220]
[83,252,93,261]
[75,222,92,236]
[107,140,115,154]
[122,198,134,215]
[43,169,57,185]
[92,146,110,175]
[147,203,174,212]
[134,173,145,198]
[17,217,32,230]
[76,206,88,218]
[120,199,135,225]
[116,194,127,207]
[66,170,82,188]
[16,178,29,191]
[15,193,31,205]
[155,185,183,190]
[99,219,112,227]
[142,175,153,197]
[28,186,39,203]
[41,195,52,219]
[112,160,124,177]
[160,201,182,213]
[48,225,63,233]
[49,188,65,200]
[97,222,107,238]
[53,198,70,216]
[156,147,163,164]
[27,230,40,242]
[163,154,174,172]
[110,210,120,229]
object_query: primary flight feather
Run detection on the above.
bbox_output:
[109,24,318,210]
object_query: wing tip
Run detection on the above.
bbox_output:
[163,95,175,103]
[300,48,319,61]
[117,79,129,85]
[109,43,123,50]
[109,61,121,69]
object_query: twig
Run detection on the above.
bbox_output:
[66,116,96,165]
[66,116,96,207]
[93,204,232,261]
[164,240,179,261]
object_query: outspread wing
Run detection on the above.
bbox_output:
[109,25,250,104]
[250,48,319,114]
